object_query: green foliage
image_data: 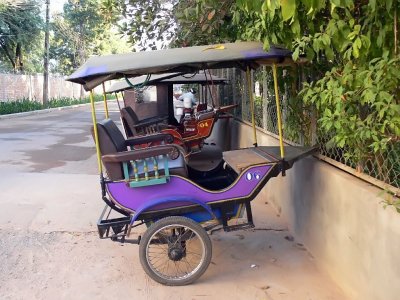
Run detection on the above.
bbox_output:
[0,98,42,114]
[0,95,103,115]
[173,0,237,47]
[0,1,43,73]
[51,0,129,74]
[302,57,400,162]
[162,0,400,189]
[115,0,238,49]
[118,0,178,50]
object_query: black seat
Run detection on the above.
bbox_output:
[120,106,169,137]
[93,119,187,181]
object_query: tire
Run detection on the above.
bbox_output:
[139,216,212,286]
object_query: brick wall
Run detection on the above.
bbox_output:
[0,73,85,102]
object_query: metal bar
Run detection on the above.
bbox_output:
[114,92,122,111]
[102,82,109,118]
[121,92,126,107]
[246,66,258,147]
[89,90,103,174]
[272,64,285,158]
[245,201,254,224]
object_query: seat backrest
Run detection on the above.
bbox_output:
[197,103,207,112]
[120,107,139,136]
[197,110,215,121]
[93,119,127,180]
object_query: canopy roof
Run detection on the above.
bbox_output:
[67,41,292,91]
[106,72,227,94]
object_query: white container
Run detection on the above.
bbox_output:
[183,97,193,109]
[175,106,183,116]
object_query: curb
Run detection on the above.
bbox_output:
[0,99,116,120]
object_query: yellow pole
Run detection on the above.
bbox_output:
[272,63,285,158]
[102,82,109,118]
[246,66,258,147]
[90,90,103,174]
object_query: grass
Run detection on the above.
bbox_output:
[0,94,104,115]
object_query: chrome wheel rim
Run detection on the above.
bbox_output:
[145,224,206,281]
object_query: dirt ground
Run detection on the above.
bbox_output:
[0,104,348,300]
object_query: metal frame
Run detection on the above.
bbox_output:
[95,161,285,243]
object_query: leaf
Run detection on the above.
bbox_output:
[202,44,226,51]
[208,9,215,20]
[325,47,334,60]
[292,47,300,60]
[354,37,362,49]
[291,18,300,35]
[306,47,315,60]
[321,33,331,46]
[280,0,296,21]
[263,37,270,50]
[369,0,376,12]
[386,0,393,12]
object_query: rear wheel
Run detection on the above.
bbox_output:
[139,216,212,286]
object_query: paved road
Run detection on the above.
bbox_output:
[0,103,348,300]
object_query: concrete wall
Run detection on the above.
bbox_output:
[231,120,400,300]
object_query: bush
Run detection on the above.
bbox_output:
[0,95,103,115]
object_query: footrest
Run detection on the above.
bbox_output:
[223,222,255,232]
[97,205,131,239]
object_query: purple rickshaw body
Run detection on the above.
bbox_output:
[106,164,272,213]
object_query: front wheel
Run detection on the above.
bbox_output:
[139,216,212,286]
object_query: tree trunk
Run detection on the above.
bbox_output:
[15,42,23,72]
[0,42,16,70]
[43,0,50,106]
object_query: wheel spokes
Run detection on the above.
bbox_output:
[146,224,206,281]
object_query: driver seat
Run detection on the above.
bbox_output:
[93,119,188,181]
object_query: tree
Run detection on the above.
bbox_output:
[117,0,178,50]
[174,0,400,165]
[0,0,43,73]
[115,0,399,189]
[51,0,105,74]
[116,0,238,50]
[50,0,130,75]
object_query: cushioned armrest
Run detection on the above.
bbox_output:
[158,124,177,130]
[125,133,173,146]
[133,117,167,128]
[102,145,178,163]
[140,115,169,123]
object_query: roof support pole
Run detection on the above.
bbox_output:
[90,90,103,174]
[272,63,285,158]
[102,82,109,118]
[121,92,126,107]
[114,92,122,111]
[115,92,128,138]
[246,66,258,147]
